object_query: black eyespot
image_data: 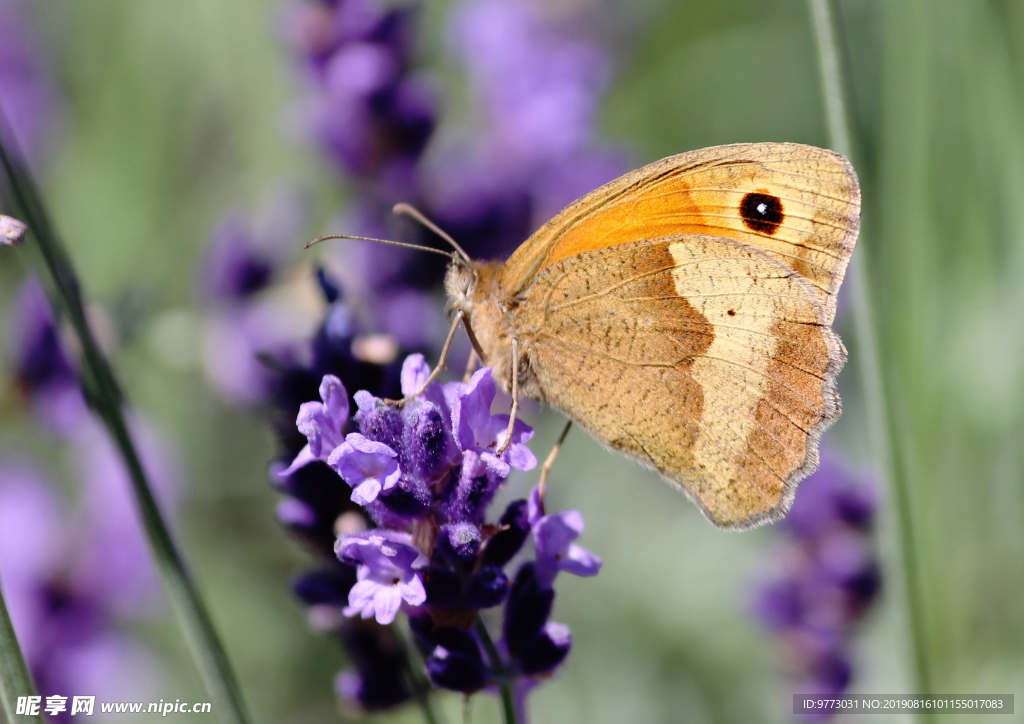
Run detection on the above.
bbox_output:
[740,192,784,235]
[727,309,736,316]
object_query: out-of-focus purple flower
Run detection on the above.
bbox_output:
[0,0,60,166]
[336,530,427,624]
[0,454,169,718]
[528,485,602,589]
[288,0,436,196]
[197,191,315,408]
[70,417,181,616]
[329,433,401,505]
[424,0,626,259]
[200,294,319,407]
[199,189,307,303]
[5,275,86,434]
[751,453,880,707]
[201,215,276,302]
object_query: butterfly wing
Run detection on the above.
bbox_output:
[515,235,843,528]
[500,142,860,322]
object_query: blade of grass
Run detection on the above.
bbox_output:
[0,132,252,724]
[0,584,43,724]
[807,0,934,717]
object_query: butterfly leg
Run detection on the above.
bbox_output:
[537,420,573,503]
[462,348,480,383]
[385,309,464,407]
[495,337,521,456]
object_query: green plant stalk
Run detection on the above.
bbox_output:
[0,584,43,724]
[473,619,517,724]
[807,0,934,716]
[0,138,252,724]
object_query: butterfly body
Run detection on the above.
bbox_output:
[444,142,860,529]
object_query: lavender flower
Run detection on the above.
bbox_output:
[528,486,601,589]
[5,275,87,434]
[0,455,171,720]
[281,374,351,475]
[254,0,622,714]
[329,433,401,505]
[0,0,60,166]
[424,0,626,259]
[454,367,537,480]
[751,454,880,711]
[282,358,598,713]
[336,530,427,623]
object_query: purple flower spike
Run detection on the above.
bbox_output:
[281,375,350,476]
[336,531,427,625]
[529,487,601,589]
[453,367,537,477]
[330,433,401,505]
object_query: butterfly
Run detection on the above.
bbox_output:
[320,142,860,529]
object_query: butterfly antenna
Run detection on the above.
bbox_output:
[304,233,455,259]
[392,202,472,264]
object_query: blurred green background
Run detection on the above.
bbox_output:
[2,0,1023,722]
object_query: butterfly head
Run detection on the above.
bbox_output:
[444,256,479,315]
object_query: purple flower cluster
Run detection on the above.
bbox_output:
[424,0,625,259]
[0,428,179,720]
[2,273,182,718]
[288,0,436,204]
[0,0,60,167]
[278,353,600,711]
[196,191,318,407]
[752,455,881,716]
[7,275,86,434]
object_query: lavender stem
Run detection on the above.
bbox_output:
[807,0,934,717]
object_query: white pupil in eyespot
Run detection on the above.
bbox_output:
[757,202,768,215]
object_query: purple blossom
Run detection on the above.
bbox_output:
[6,275,86,434]
[200,215,275,302]
[70,417,181,616]
[282,374,351,476]
[0,454,169,717]
[329,433,401,505]
[0,0,60,166]
[336,530,427,624]
[528,485,602,589]
[453,367,537,479]
[751,452,880,706]
[261,0,619,714]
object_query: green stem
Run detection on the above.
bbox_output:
[0,135,252,724]
[0,584,43,724]
[473,619,518,724]
[807,0,933,717]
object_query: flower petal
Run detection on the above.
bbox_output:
[351,478,383,505]
[278,444,316,477]
[373,584,403,624]
[398,574,427,607]
[401,353,431,397]
[319,374,350,425]
[559,543,602,577]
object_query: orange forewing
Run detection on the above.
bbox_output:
[499,142,859,322]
